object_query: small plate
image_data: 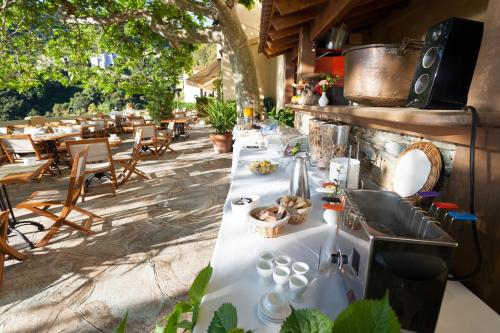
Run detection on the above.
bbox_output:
[316,187,337,194]
[258,294,291,321]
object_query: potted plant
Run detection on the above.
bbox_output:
[206,100,237,153]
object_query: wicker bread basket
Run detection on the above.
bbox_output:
[247,206,289,238]
[275,196,312,225]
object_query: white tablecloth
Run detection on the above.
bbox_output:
[195,147,500,332]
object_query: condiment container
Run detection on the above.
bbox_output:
[322,203,343,226]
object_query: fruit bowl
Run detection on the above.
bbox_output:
[248,160,278,175]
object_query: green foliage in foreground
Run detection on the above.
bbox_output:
[205,100,237,134]
[269,107,295,127]
[115,264,399,333]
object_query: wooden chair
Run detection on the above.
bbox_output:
[124,117,145,133]
[0,134,49,163]
[113,128,150,185]
[133,124,161,159]
[1,211,28,289]
[66,138,118,201]
[156,129,176,155]
[17,149,104,247]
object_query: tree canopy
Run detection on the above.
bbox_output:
[0,0,259,116]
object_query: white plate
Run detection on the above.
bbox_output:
[315,187,337,194]
[393,149,432,197]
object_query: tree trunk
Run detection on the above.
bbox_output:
[213,1,261,116]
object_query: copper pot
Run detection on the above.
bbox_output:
[343,39,423,106]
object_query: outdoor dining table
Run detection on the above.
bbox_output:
[32,132,80,171]
[161,117,194,139]
[0,159,52,248]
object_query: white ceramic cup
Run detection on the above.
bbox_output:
[273,265,291,291]
[291,262,309,275]
[231,195,260,217]
[262,292,287,314]
[274,255,292,267]
[256,260,273,279]
[289,274,308,300]
[23,157,36,166]
[258,250,274,263]
[109,134,118,140]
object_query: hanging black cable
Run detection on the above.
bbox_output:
[449,106,482,281]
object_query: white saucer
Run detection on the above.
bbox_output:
[258,294,291,321]
[316,188,336,194]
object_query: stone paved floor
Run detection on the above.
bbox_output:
[0,125,232,333]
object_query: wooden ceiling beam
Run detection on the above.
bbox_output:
[269,26,300,41]
[344,9,391,31]
[345,0,408,20]
[270,8,318,31]
[310,0,362,41]
[275,0,327,16]
[266,35,299,49]
[266,42,296,55]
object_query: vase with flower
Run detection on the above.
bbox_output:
[316,74,342,106]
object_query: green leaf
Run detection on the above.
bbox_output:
[189,264,213,304]
[228,329,245,333]
[332,292,400,333]
[208,303,238,333]
[280,307,333,333]
[114,311,128,333]
[161,301,193,333]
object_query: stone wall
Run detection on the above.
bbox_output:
[293,111,457,193]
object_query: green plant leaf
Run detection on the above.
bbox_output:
[113,311,128,333]
[208,303,238,333]
[332,292,400,333]
[160,301,192,333]
[280,307,333,333]
[189,264,213,304]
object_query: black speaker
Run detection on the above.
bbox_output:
[407,17,484,109]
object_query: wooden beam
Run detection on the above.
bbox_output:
[310,0,361,41]
[270,8,318,31]
[291,45,298,62]
[344,9,391,31]
[275,0,327,16]
[345,0,407,19]
[297,24,316,78]
[269,26,300,41]
[266,42,296,56]
[266,35,299,49]
[283,50,296,105]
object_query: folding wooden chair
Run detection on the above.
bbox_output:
[0,211,28,289]
[134,124,160,159]
[156,129,177,155]
[66,138,118,201]
[17,149,104,247]
[0,134,48,162]
[113,128,150,185]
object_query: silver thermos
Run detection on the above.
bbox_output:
[289,156,310,199]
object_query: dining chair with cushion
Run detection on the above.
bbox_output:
[65,138,118,201]
[113,128,150,185]
[0,134,49,163]
[17,149,104,247]
[133,124,161,159]
[124,117,146,133]
[0,210,28,289]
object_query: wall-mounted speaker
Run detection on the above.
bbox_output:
[407,18,484,109]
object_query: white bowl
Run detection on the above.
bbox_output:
[291,262,309,275]
[22,157,36,166]
[258,250,274,263]
[231,195,260,217]
[289,274,308,300]
[274,255,292,267]
[273,265,291,287]
[257,260,273,279]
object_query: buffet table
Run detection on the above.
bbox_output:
[194,146,500,332]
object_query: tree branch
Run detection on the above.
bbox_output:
[159,0,217,19]
[150,20,223,44]
[63,9,152,25]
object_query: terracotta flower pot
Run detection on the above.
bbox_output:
[210,133,233,153]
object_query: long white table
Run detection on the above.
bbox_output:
[194,147,500,332]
